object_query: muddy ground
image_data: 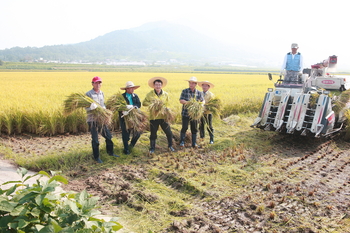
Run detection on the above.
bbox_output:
[1,132,350,232]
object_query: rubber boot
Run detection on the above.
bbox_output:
[199,128,205,139]
[92,146,103,163]
[180,133,186,147]
[123,140,130,155]
[209,132,214,144]
[192,134,199,148]
[209,136,214,144]
[149,139,156,154]
[106,143,119,157]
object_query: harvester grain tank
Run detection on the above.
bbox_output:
[305,55,349,91]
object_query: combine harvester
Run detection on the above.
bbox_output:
[251,55,349,137]
[304,55,349,91]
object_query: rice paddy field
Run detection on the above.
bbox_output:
[0,72,271,135]
[3,71,350,232]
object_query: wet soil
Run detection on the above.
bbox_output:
[1,132,350,232]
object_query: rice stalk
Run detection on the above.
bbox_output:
[106,93,128,112]
[64,92,113,127]
[148,99,176,124]
[343,109,350,141]
[333,89,350,116]
[124,108,148,133]
[63,93,92,114]
[185,97,204,121]
[164,107,176,124]
[13,109,24,134]
[148,99,165,118]
[24,111,42,134]
[205,97,222,117]
[3,110,14,135]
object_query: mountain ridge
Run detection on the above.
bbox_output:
[0,21,276,67]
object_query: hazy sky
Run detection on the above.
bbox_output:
[1,0,349,70]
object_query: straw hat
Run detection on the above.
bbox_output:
[185,76,199,83]
[198,80,214,88]
[120,81,140,90]
[148,77,168,88]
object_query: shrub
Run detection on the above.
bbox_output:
[0,168,123,232]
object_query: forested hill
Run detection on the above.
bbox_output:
[0,21,263,66]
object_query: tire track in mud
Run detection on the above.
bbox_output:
[176,140,350,233]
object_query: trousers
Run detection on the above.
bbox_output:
[150,119,173,146]
[88,122,114,159]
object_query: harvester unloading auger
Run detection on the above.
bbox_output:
[251,55,349,137]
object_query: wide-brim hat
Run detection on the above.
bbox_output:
[120,81,140,90]
[198,80,214,88]
[185,76,198,83]
[148,77,167,88]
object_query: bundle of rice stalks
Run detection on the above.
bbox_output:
[63,92,113,126]
[333,89,350,116]
[149,98,165,118]
[106,93,128,112]
[64,93,92,114]
[205,97,222,117]
[164,107,176,124]
[185,97,204,121]
[148,99,176,124]
[124,108,148,133]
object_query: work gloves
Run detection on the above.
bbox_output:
[90,102,98,110]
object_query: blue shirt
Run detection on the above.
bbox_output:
[126,93,134,105]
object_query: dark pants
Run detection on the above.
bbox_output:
[199,114,213,139]
[181,116,198,134]
[88,122,114,159]
[120,117,141,151]
[284,70,300,84]
[150,119,173,146]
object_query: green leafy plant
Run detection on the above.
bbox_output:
[0,168,123,232]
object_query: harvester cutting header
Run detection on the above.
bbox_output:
[251,55,349,137]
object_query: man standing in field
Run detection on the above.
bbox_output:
[143,77,175,154]
[179,76,204,148]
[281,43,304,84]
[86,76,119,163]
[119,81,142,155]
[198,80,215,144]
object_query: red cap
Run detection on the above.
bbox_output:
[92,76,102,83]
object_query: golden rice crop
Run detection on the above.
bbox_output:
[0,71,273,135]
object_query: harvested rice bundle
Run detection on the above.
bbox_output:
[64,93,92,114]
[204,97,222,117]
[185,97,204,121]
[63,92,113,126]
[148,98,164,118]
[148,99,176,124]
[124,108,148,132]
[333,89,350,116]
[164,107,176,124]
[106,92,128,112]
[106,92,148,132]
